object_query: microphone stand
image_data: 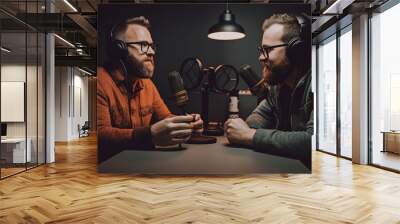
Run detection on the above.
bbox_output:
[201,68,223,136]
[179,107,188,149]
[180,106,216,145]
[201,74,210,135]
[179,71,216,144]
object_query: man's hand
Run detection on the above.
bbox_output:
[190,114,204,134]
[151,115,194,146]
[224,118,256,146]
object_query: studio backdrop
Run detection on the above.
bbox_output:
[97,3,312,174]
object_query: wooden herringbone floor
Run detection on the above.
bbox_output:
[1,134,400,224]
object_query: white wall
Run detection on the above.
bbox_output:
[1,65,27,139]
[72,73,89,138]
[55,67,89,141]
[55,66,69,141]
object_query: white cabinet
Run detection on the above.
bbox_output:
[1,138,32,163]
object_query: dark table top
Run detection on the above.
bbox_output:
[98,136,310,174]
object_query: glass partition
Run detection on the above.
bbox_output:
[0,0,46,179]
[27,31,38,169]
[1,32,28,177]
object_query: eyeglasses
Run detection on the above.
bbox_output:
[125,41,156,54]
[258,43,288,59]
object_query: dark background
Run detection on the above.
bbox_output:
[98,3,310,121]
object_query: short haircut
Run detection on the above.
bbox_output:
[261,14,301,43]
[112,16,151,40]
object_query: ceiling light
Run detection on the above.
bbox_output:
[78,67,93,76]
[1,47,11,53]
[322,0,353,15]
[54,34,75,48]
[63,0,78,12]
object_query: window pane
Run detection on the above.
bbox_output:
[340,28,352,158]
[318,36,337,154]
[312,45,317,150]
[371,3,400,171]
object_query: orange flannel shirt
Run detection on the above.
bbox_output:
[97,67,172,162]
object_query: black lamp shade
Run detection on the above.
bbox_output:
[208,9,246,40]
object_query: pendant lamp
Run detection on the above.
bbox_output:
[208,2,246,40]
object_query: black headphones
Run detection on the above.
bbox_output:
[106,20,134,86]
[108,20,129,61]
[286,14,310,64]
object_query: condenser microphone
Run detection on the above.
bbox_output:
[239,64,268,98]
[168,71,189,112]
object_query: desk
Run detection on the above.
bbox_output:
[98,136,310,174]
[1,138,31,163]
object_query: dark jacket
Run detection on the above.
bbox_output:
[246,70,313,169]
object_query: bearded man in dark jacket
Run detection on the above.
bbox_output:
[224,14,313,169]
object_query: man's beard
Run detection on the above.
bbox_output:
[123,54,153,79]
[264,60,292,86]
